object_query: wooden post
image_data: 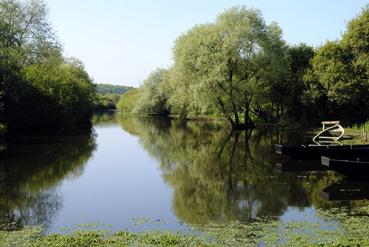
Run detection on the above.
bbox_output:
[361,125,365,139]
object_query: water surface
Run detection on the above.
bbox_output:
[0,114,368,233]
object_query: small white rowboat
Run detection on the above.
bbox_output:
[313,121,344,144]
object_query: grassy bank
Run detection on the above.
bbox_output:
[0,227,214,247]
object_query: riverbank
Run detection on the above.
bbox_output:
[0,227,213,247]
[2,204,369,246]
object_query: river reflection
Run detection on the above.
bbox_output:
[0,133,96,230]
[0,115,368,233]
[119,117,367,225]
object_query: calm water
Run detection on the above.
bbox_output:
[0,114,368,233]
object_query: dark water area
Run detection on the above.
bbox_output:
[0,113,368,233]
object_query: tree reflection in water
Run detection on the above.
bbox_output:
[119,117,358,225]
[0,133,96,230]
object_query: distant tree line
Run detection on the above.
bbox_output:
[94,84,132,111]
[118,6,369,129]
[94,93,121,111]
[0,0,96,134]
[96,84,132,95]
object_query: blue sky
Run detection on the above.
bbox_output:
[46,0,368,87]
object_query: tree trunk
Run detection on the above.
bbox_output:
[233,109,239,126]
[243,101,254,129]
[217,97,234,127]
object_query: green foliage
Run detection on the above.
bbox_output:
[305,42,356,105]
[198,204,369,246]
[133,68,171,115]
[279,44,315,120]
[168,7,290,127]
[20,58,95,130]
[95,85,132,111]
[304,5,369,123]
[94,93,121,111]
[120,6,315,127]
[342,5,369,78]
[3,204,369,246]
[0,0,95,134]
[121,5,369,128]
[0,227,215,247]
[0,226,43,247]
[117,88,140,114]
[96,84,132,95]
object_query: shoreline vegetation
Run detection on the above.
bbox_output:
[0,0,131,137]
[0,0,95,135]
[1,2,368,134]
[1,204,369,246]
[94,84,133,112]
[117,5,369,130]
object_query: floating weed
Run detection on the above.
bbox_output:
[0,226,43,247]
[74,222,113,229]
[131,217,168,226]
[58,222,113,235]
[31,230,214,247]
[193,206,369,246]
[3,206,369,246]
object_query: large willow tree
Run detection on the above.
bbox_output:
[169,7,288,129]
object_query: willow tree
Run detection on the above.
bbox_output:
[134,68,171,115]
[170,6,288,129]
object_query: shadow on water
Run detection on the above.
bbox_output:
[119,117,369,225]
[0,130,96,231]
[92,111,119,127]
[321,178,369,201]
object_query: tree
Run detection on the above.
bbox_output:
[20,57,95,130]
[96,84,132,94]
[169,6,288,129]
[278,44,315,120]
[94,93,121,111]
[117,88,140,114]
[0,0,58,50]
[304,6,369,122]
[134,68,170,115]
[342,5,369,78]
[1,0,96,133]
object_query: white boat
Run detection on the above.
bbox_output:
[313,121,344,144]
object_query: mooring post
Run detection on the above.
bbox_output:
[363,126,365,139]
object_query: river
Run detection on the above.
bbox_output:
[0,113,367,233]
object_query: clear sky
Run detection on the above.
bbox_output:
[46,0,368,87]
